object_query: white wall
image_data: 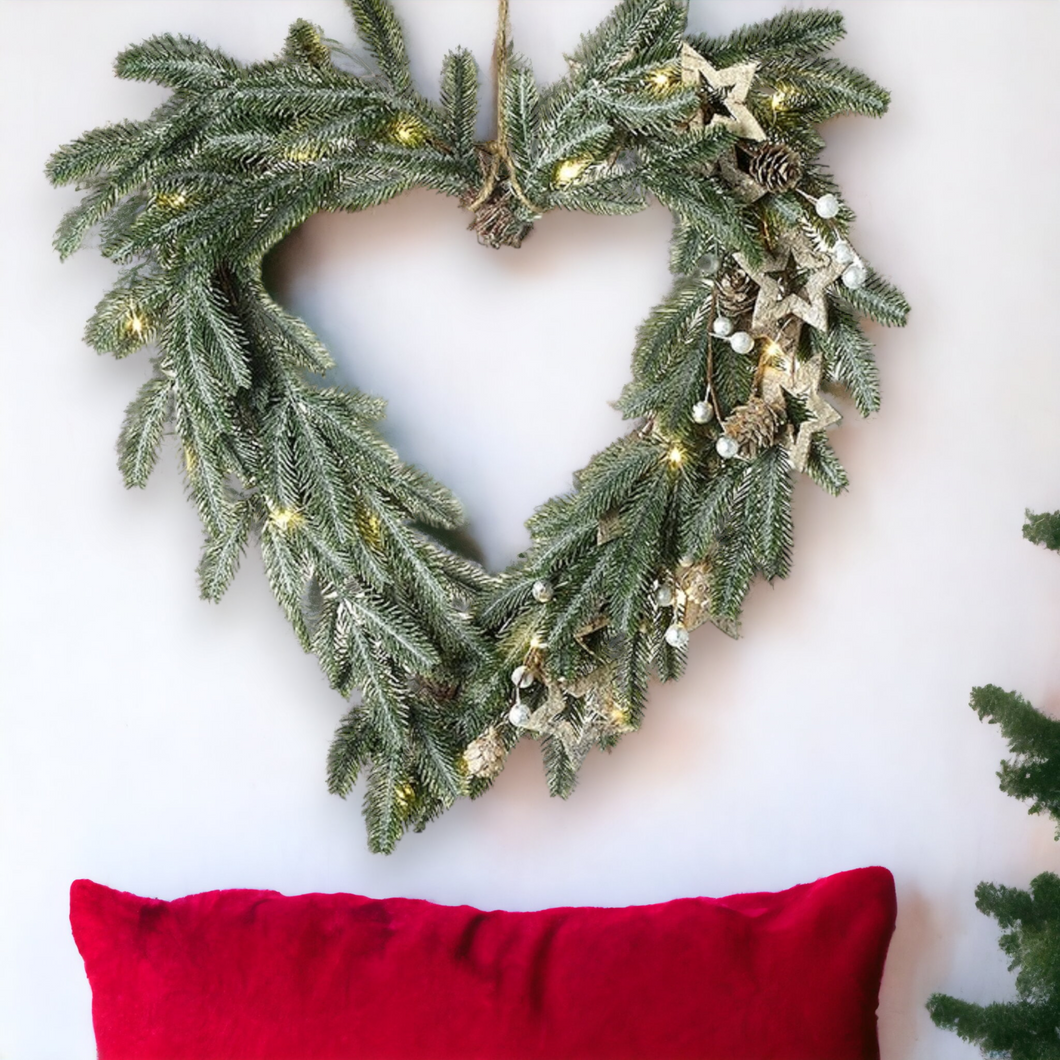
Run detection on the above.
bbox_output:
[2,1,1058,1057]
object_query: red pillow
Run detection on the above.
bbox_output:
[70,867,895,1060]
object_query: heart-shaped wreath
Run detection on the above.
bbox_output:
[49,0,908,852]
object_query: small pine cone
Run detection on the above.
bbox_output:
[745,142,803,192]
[462,727,507,779]
[714,268,757,318]
[721,396,786,456]
[463,185,534,248]
[461,148,535,248]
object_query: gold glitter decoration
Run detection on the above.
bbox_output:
[680,43,765,142]
[462,727,507,779]
[735,228,844,333]
[516,666,634,767]
[759,352,841,472]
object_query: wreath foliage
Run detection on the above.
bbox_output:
[48,0,908,852]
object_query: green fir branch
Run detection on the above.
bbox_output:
[117,369,174,488]
[114,34,240,92]
[688,10,846,67]
[1024,511,1060,553]
[811,302,880,415]
[343,0,415,97]
[972,685,1060,836]
[569,0,685,83]
[834,270,910,328]
[439,48,479,156]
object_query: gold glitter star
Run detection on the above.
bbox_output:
[518,668,633,767]
[680,44,766,142]
[735,229,844,333]
[759,350,841,472]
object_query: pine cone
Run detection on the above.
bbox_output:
[721,396,786,456]
[462,727,507,779]
[461,148,535,248]
[744,142,803,193]
[714,267,757,318]
[463,185,534,248]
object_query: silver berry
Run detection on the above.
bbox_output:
[729,331,754,355]
[508,702,530,726]
[510,665,534,689]
[700,253,720,276]
[716,435,740,459]
[664,623,690,649]
[531,579,554,603]
[691,400,713,424]
[842,262,868,289]
[832,240,855,265]
[655,584,674,607]
[712,316,734,338]
[815,193,840,219]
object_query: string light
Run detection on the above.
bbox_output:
[123,311,146,337]
[552,157,591,186]
[154,190,187,210]
[667,445,685,467]
[645,66,680,93]
[762,339,786,366]
[283,146,317,163]
[390,115,428,147]
[268,505,304,533]
[355,508,384,550]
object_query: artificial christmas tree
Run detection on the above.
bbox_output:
[928,513,1060,1058]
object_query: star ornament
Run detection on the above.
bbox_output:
[680,44,766,142]
[518,669,634,767]
[760,352,841,472]
[735,229,845,333]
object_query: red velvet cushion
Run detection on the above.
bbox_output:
[70,867,895,1060]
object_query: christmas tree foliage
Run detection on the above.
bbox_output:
[928,516,1060,1058]
[1024,511,1060,554]
[48,0,907,852]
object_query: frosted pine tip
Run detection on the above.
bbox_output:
[666,445,685,467]
[268,506,304,533]
[390,116,428,147]
[552,157,590,186]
